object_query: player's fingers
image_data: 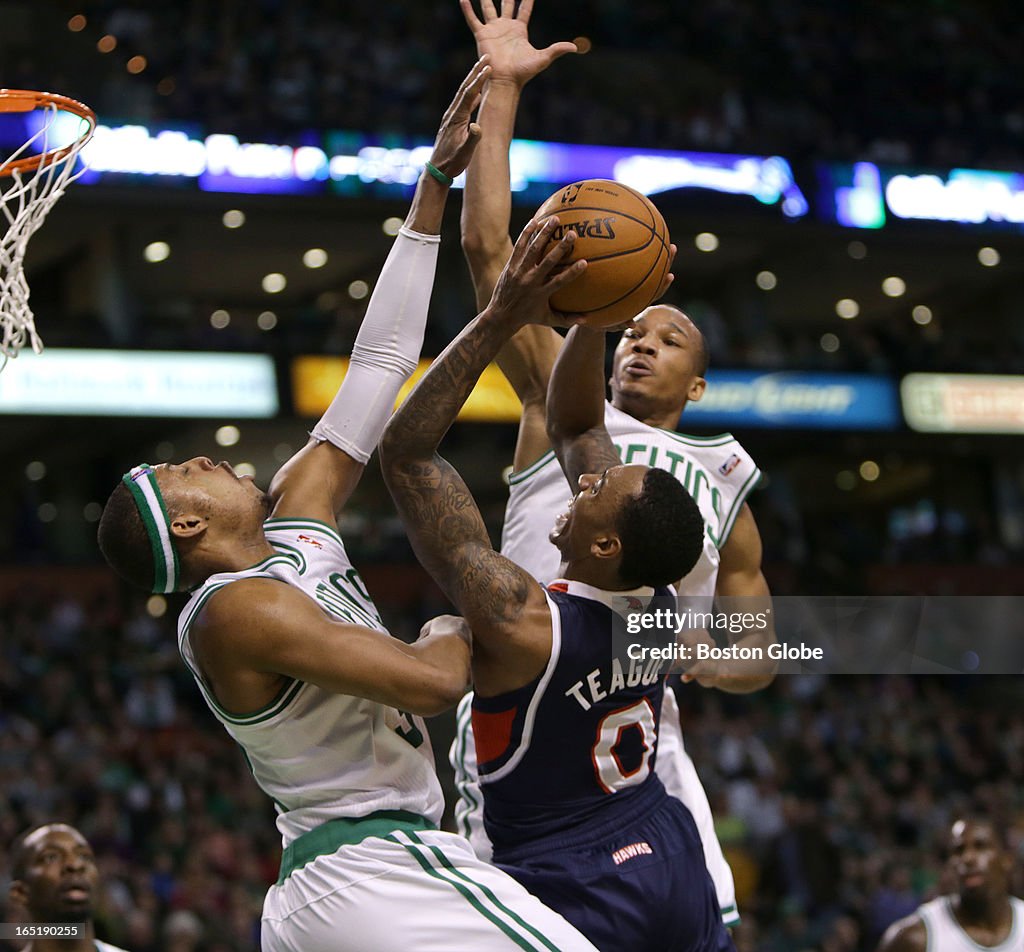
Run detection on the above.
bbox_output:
[535,226,576,271]
[510,217,545,267]
[655,271,675,300]
[453,59,491,119]
[517,0,534,22]
[524,217,565,269]
[479,0,499,22]
[545,259,588,296]
[501,0,515,18]
[681,661,714,685]
[459,0,483,30]
[439,56,489,125]
[542,41,579,61]
[654,244,677,299]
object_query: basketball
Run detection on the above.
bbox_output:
[535,179,671,328]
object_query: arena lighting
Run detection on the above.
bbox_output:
[886,169,1024,224]
[0,350,278,417]
[902,373,1024,433]
[836,298,859,319]
[680,370,901,430]
[832,162,886,229]
[64,121,808,213]
[825,161,1024,228]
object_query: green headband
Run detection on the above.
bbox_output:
[122,464,180,594]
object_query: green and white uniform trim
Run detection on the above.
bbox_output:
[500,401,762,597]
[122,463,180,593]
[386,830,565,952]
[177,518,443,847]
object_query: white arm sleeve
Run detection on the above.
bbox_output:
[310,225,441,464]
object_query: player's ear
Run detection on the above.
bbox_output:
[170,513,208,541]
[590,532,621,561]
[686,376,707,403]
[8,878,28,908]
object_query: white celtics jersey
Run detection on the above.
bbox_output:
[918,896,1024,952]
[501,402,761,594]
[178,517,443,847]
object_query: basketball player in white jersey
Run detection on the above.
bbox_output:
[7,823,130,952]
[97,58,599,952]
[451,0,776,929]
[877,817,1023,952]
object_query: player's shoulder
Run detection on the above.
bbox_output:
[877,910,928,952]
[263,516,348,555]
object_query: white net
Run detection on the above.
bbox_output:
[1,96,94,369]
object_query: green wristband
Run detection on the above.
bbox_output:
[424,161,453,187]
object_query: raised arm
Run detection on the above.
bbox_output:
[380,219,584,691]
[546,324,623,484]
[268,57,491,525]
[459,0,577,468]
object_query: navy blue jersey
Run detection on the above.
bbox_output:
[474,579,676,857]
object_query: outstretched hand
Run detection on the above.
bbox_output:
[460,0,578,87]
[429,56,492,183]
[487,216,587,330]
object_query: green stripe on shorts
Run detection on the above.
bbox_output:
[388,832,554,952]
[408,832,562,952]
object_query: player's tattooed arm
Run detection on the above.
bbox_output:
[381,218,582,638]
[547,324,622,485]
[383,453,533,632]
[384,216,582,469]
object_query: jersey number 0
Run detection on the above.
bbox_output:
[592,698,658,794]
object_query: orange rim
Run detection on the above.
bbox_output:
[0,89,96,177]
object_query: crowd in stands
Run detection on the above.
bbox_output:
[2,584,1022,951]
[9,0,1024,169]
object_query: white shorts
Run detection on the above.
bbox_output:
[450,689,740,927]
[261,820,598,952]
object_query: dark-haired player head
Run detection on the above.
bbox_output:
[609,304,709,430]
[550,464,704,589]
[98,457,271,594]
[8,823,129,952]
[876,816,1021,952]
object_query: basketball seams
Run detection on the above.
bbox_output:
[538,178,671,324]
[590,243,670,313]
[538,204,658,262]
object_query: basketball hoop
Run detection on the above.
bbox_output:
[0,89,96,369]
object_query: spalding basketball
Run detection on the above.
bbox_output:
[535,179,671,328]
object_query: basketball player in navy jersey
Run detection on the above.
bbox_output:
[451,0,773,930]
[877,817,1023,952]
[381,217,731,952]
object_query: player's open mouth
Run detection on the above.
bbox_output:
[60,884,90,901]
[960,872,985,888]
[623,360,653,377]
